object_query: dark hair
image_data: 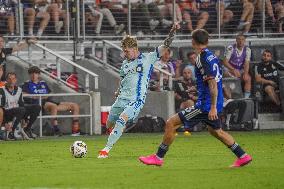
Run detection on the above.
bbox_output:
[28,66,41,74]
[191,29,209,45]
[6,72,16,80]
[263,49,272,55]
[187,51,195,58]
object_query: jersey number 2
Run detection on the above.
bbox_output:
[213,63,222,82]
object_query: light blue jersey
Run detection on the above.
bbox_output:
[108,47,162,123]
[118,49,160,102]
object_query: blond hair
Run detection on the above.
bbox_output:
[121,35,138,49]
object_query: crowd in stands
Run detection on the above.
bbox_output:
[0,35,81,140]
[0,0,284,37]
[148,34,283,115]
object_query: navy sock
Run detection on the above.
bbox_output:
[156,143,169,159]
[229,143,246,158]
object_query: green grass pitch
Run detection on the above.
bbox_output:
[0,130,284,189]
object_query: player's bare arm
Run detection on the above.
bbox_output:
[208,79,218,120]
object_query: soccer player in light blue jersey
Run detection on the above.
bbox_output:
[139,29,252,168]
[98,23,180,158]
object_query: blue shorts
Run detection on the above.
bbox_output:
[108,98,145,124]
[178,107,222,130]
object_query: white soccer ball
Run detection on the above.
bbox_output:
[70,141,88,158]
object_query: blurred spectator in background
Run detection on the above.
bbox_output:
[155,48,178,77]
[86,0,125,35]
[197,0,233,32]
[100,0,128,27]
[130,0,161,35]
[161,0,183,26]
[222,34,252,98]
[174,67,197,110]
[254,0,276,22]
[0,72,41,140]
[179,0,209,32]
[255,49,283,106]
[85,0,103,35]
[150,48,177,91]
[22,0,50,37]
[0,36,35,80]
[236,0,254,34]
[33,0,66,35]
[0,65,6,87]
[274,0,284,33]
[0,0,16,36]
[22,66,81,136]
[176,51,196,80]
[47,0,67,34]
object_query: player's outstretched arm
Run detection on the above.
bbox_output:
[163,22,180,48]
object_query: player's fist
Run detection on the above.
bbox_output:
[172,22,181,31]
[233,69,241,78]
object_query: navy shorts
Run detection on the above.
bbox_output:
[178,107,222,130]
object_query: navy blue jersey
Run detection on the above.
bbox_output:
[22,80,51,104]
[194,48,223,113]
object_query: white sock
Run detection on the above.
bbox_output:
[28,28,33,35]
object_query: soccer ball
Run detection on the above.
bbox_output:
[70,141,87,158]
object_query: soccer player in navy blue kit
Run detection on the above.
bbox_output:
[139,29,252,168]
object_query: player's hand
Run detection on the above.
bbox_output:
[233,69,241,78]
[171,22,181,31]
[208,107,218,120]
[26,38,37,44]
[114,91,119,98]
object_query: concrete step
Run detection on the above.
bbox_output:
[259,121,284,129]
[258,113,282,121]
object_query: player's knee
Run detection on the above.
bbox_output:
[214,129,226,138]
[265,86,273,94]
[165,118,176,132]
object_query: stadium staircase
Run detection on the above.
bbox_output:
[6,42,101,135]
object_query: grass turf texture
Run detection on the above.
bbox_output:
[0,130,284,189]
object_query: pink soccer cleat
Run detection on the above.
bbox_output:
[139,154,164,166]
[230,154,252,168]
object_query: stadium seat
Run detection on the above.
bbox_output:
[223,77,243,99]
[250,44,274,63]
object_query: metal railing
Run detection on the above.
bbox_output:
[25,42,99,92]
[1,0,283,40]
[23,93,93,137]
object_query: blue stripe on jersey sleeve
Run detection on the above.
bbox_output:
[156,47,160,58]
[136,71,143,101]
